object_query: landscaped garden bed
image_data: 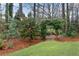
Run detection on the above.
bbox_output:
[1,36,79,55]
[0,38,41,55]
[8,39,79,56]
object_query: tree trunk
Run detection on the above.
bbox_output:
[5,3,13,29]
[0,4,2,20]
[5,3,9,23]
[61,3,66,32]
[75,7,79,32]
[47,4,51,19]
[33,3,36,20]
[62,3,65,19]
[8,3,13,18]
[37,3,40,18]
[71,3,74,24]
[52,3,54,19]
[42,4,45,18]
[66,3,70,32]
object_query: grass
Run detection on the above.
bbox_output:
[8,40,79,56]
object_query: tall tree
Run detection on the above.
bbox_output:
[47,3,51,19]
[5,3,13,29]
[33,3,36,20]
[19,3,22,11]
[66,3,70,32]
[37,3,40,18]
[5,3,9,22]
[52,3,54,19]
[8,3,13,18]
[75,6,79,32]
[42,4,45,18]
[71,3,74,24]
[62,3,65,19]
[5,3,13,21]
[0,4,2,20]
[15,3,25,20]
[61,3,65,32]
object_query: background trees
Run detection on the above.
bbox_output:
[1,3,79,40]
[15,3,25,20]
[62,3,65,19]
[0,4,2,20]
[0,3,79,50]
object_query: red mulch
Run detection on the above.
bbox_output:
[0,39,41,56]
[62,37,79,42]
[55,36,79,42]
[46,35,79,42]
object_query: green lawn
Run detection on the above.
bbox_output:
[8,40,79,56]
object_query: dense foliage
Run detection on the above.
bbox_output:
[50,19,65,35]
[65,24,77,37]
[18,18,40,40]
[40,20,47,40]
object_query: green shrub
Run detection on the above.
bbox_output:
[17,19,29,38]
[66,30,77,37]
[66,25,77,37]
[8,19,19,38]
[40,20,47,40]
[2,18,19,39]
[64,24,77,37]
[0,18,19,49]
[18,18,39,40]
[50,19,65,35]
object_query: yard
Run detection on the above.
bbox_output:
[8,40,79,56]
[0,3,79,56]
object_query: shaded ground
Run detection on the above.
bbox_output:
[0,35,79,55]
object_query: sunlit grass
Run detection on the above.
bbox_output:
[8,41,79,56]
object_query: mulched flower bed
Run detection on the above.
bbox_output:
[0,38,41,56]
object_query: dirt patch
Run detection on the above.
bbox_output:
[0,39,41,56]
